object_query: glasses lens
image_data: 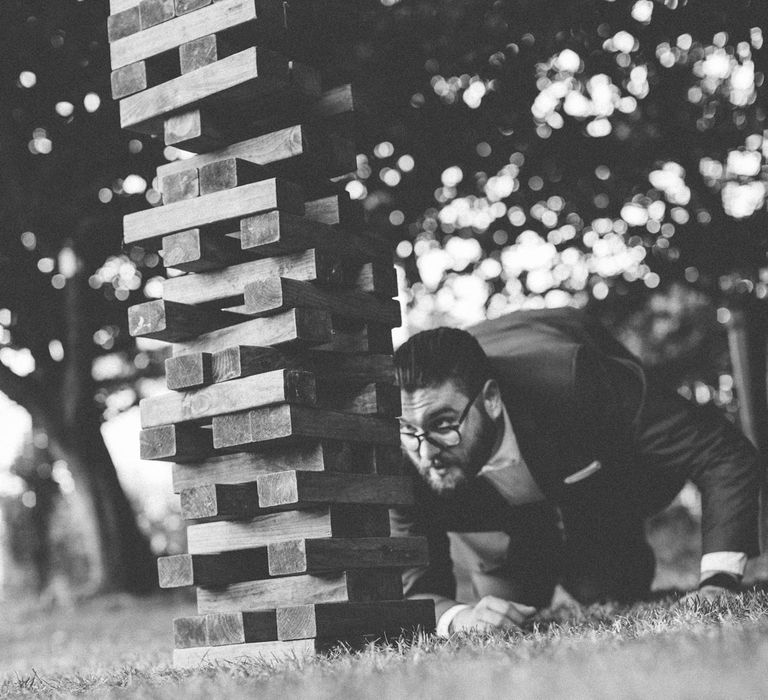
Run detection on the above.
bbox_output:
[431,429,461,447]
[400,432,420,451]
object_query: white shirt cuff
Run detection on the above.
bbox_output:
[700,552,747,582]
[436,604,470,637]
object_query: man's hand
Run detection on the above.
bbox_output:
[450,595,537,633]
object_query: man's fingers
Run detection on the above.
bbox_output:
[477,610,520,631]
[480,596,537,625]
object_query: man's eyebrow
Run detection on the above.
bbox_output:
[398,407,457,428]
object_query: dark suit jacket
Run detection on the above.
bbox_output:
[391,308,761,616]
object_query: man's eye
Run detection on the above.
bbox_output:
[431,424,456,434]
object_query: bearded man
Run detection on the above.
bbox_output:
[390,308,760,635]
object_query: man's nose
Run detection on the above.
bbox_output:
[419,437,441,462]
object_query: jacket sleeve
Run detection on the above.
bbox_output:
[389,504,461,621]
[638,384,761,556]
[574,343,760,556]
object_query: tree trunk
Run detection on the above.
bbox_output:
[726,298,768,551]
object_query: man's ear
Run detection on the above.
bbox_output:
[481,379,503,420]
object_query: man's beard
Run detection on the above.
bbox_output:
[416,462,469,495]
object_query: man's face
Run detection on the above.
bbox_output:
[399,379,498,495]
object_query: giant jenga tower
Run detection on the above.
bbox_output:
[107,0,435,665]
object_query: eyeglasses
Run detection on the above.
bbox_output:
[399,390,480,452]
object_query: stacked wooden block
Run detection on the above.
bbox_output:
[109,0,435,666]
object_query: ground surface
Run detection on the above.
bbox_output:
[4,508,768,698]
[4,588,768,699]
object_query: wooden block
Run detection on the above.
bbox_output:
[119,47,318,136]
[158,549,269,588]
[180,472,411,519]
[171,442,401,493]
[123,177,303,245]
[318,381,401,417]
[268,537,428,576]
[162,249,338,307]
[346,261,398,299]
[212,404,399,449]
[240,211,393,262]
[111,0,141,12]
[175,0,212,17]
[179,33,227,74]
[111,62,149,100]
[199,158,269,196]
[156,123,354,181]
[111,0,258,69]
[164,108,226,151]
[256,471,413,510]
[276,600,435,641]
[160,168,199,205]
[325,323,394,354]
[204,611,278,646]
[173,639,316,666]
[139,0,175,29]
[186,504,390,555]
[205,346,395,386]
[305,194,363,230]
[128,299,244,342]
[162,229,242,273]
[180,482,261,520]
[165,351,213,390]
[243,278,401,326]
[197,569,402,613]
[174,615,207,648]
[107,7,142,43]
[141,369,316,428]
[171,308,333,356]
[140,424,212,461]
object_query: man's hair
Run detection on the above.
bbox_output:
[394,327,492,397]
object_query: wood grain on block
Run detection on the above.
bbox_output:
[172,308,332,356]
[317,381,400,417]
[173,639,315,667]
[158,549,269,588]
[267,537,428,576]
[180,482,261,520]
[199,158,268,196]
[163,249,338,307]
[140,369,316,428]
[160,167,199,205]
[165,351,212,390]
[171,441,386,493]
[112,59,179,100]
[111,0,259,69]
[305,193,363,229]
[197,569,402,614]
[205,346,395,386]
[107,6,142,42]
[243,277,401,326]
[240,211,392,262]
[187,505,390,555]
[174,615,207,649]
[162,229,241,273]
[276,600,435,641]
[175,0,212,17]
[128,299,243,342]
[204,611,278,646]
[119,48,317,135]
[124,178,302,245]
[256,471,413,509]
[139,0,175,29]
[156,123,353,181]
[140,424,212,461]
[212,404,399,449]
[164,108,225,151]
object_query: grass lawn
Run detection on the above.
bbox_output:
[4,507,768,698]
[4,587,768,699]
